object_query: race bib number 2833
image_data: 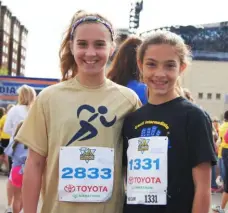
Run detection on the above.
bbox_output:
[127,137,168,205]
[58,146,114,202]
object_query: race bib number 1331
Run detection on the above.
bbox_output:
[127,137,168,205]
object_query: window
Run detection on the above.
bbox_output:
[12,62,17,70]
[5,35,9,43]
[11,72,16,76]
[3,46,8,54]
[4,15,11,34]
[13,25,19,41]
[2,56,8,64]
[207,93,212,100]
[13,52,17,60]
[216,93,221,100]
[21,68,24,74]
[198,93,203,99]
[13,42,18,51]
[2,56,6,63]
[21,58,24,65]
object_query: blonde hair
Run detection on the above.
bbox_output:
[137,30,192,65]
[6,104,14,113]
[17,85,36,106]
[59,10,114,81]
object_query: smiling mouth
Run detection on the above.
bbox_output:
[83,60,97,65]
[151,80,168,86]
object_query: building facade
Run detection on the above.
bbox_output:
[182,60,228,119]
[0,2,28,76]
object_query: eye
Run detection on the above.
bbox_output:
[146,63,156,67]
[77,42,87,47]
[166,63,177,69]
[95,42,106,48]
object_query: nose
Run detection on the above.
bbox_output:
[154,66,166,77]
[85,45,96,57]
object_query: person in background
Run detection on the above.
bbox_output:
[0,107,6,172]
[0,107,5,118]
[224,129,228,144]
[3,85,36,213]
[212,111,228,212]
[5,121,27,213]
[212,117,225,193]
[0,105,14,175]
[213,118,220,134]
[107,37,148,105]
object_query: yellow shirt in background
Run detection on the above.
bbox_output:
[219,121,228,157]
[0,115,10,139]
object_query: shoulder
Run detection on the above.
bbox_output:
[179,100,211,126]
[123,104,148,124]
[1,114,6,121]
[36,80,69,103]
[108,79,141,107]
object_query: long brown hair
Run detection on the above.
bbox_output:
[107,37,142,86]
[137,31,192,98]
[59,10,114,81]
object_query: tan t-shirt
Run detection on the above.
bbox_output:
[16,77,141,213]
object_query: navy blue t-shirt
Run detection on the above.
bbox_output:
[122,97,216,213]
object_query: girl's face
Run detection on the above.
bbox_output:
[138,44,186,101]
[71,23,114,77]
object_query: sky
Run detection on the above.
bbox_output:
[2,0,228,79]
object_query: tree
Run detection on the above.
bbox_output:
[0,67,9,75]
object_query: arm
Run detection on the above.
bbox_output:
[22,149,46,213]
[191,162,211,213]
[0,116,3,132]
[3,108,15,136]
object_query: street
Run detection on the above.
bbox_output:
[0,175,225,213]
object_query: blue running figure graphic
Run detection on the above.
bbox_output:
[66,105,116,146]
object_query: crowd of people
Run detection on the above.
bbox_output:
[0,85,36,213]
[166,25,228,53]
[0,9,227,213]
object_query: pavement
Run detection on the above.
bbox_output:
[0,174,225,213]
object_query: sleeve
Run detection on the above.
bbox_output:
[0,116,4,131]
[122,117,130,167]
[187,109,217,168]
[134,96,142,111]
[3,107,15,136]
[15,95,48,157]
[219,127,223,141]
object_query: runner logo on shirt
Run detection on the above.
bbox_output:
[79,147,96,163]
[138,138,150,153]
[66,105,117,146]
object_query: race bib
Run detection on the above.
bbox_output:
[58,146,114,202]
[127,137,168,205]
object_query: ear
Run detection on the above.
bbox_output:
[109,42,116,57]
[180,63,187,74]
[137,59,143,74]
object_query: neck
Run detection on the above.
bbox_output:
[148,90,180,105]
[76,72,105,88]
